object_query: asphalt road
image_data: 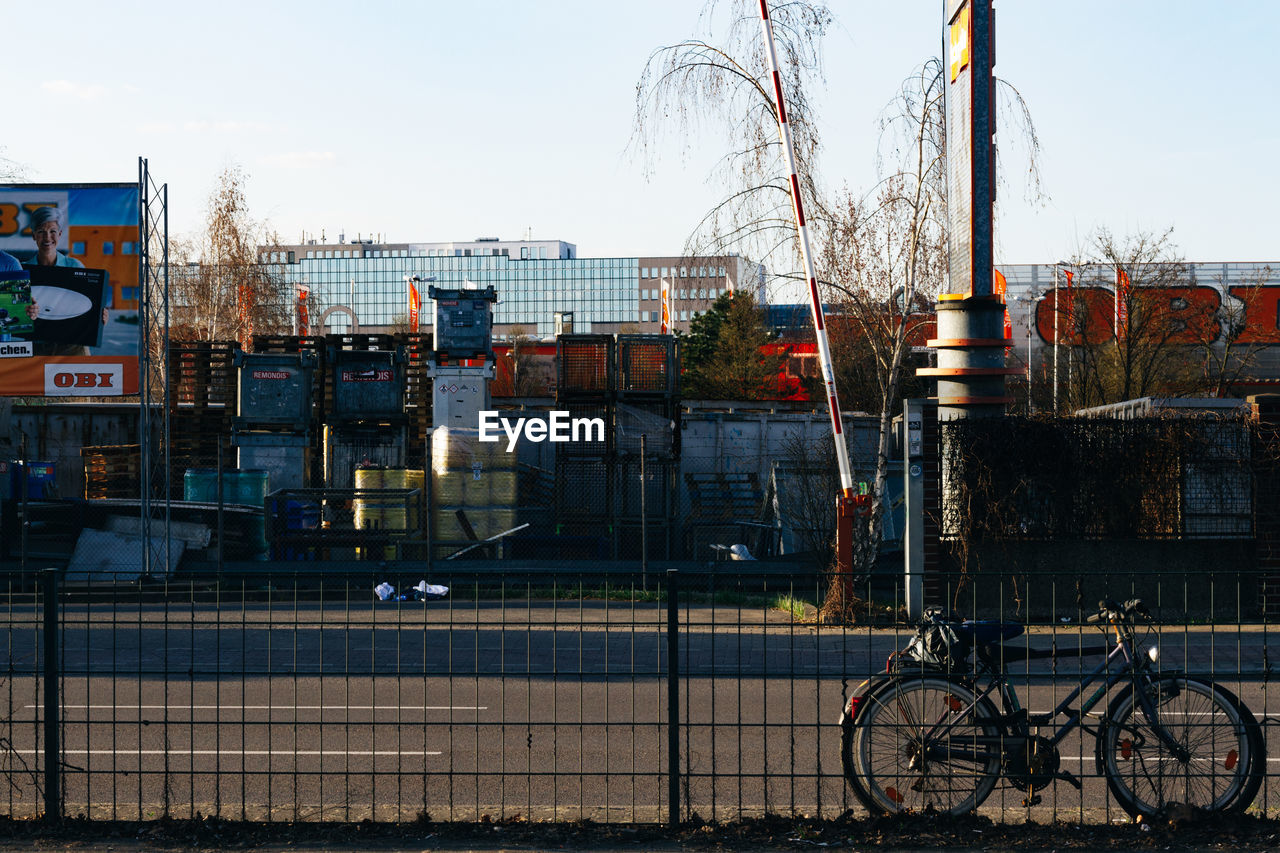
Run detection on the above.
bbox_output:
[1,598,1277,823]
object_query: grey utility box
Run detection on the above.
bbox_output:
[330,349,406,420]
[429,362,494,430]
[430,285,497,355]
[235,351,317,428]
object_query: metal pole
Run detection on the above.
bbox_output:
[216,443,225,573]
[1026,300,1034,414]
[666,568,680,828]
[425,427,433,574]
[903,400,925,620]
[41,567,60,823]
[137,158,150,580]
[640,434,648,584]
[19,435,28,575]
[1052,268,1059,414]
[758,0,854,497]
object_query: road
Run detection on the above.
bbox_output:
[0,597,1276,822]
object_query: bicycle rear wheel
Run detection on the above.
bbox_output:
[1098,677,1258,817]
[849,676,1002,815]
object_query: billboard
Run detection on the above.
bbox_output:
[0,183,140,396]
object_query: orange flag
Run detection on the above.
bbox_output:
[993,268,1012,339]
[1115,267,1130,339]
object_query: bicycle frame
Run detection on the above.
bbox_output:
[915,624,1179,764]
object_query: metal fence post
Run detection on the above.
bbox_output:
[640,434,648,583]
[216,442,225,574]
[41,567,60,823]
[666,568,679,828]
[19,435,28,575]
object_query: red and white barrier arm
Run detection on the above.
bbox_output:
[758,0,855,497]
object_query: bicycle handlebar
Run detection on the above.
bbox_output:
[1086,598,1149,624]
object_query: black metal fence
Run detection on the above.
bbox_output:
[1,566,1275,824]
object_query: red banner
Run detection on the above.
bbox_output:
[660,277,670,334]
[1115,267,1131,339]
[296,286,310,336]
[407,279,420,330]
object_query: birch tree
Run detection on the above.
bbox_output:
[171,165,291,348]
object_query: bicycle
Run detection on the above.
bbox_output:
[839,599,1266,818]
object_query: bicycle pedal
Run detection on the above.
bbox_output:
[1055,770,1082,790]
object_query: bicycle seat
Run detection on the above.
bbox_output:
[954,621,1024,645]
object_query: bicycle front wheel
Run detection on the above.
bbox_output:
[1098,677,1256,817]
[850,676,1002,815]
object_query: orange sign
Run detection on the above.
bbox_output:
[949,4,971,82]
[993,267,1012,338]
[660,278,671,334]
[407,279,420,329]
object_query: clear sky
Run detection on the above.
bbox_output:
[5,1,1277,273]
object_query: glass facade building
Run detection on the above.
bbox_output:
[250,238,757,340]
[295,252,639,338]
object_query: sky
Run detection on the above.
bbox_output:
[5,1,1278,286]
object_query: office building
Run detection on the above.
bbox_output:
[257,236,760,339]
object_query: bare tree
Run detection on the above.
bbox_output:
[1062,228,1204,408]
[631,0,833,271]
[503,326,546,397]
[811,63,948,600]
[633,2,1042,618]
[1199,265,1278,397]
[170,165,292,348]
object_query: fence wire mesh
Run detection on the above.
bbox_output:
[0,567,1274,824]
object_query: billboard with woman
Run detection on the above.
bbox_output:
[0,183,139,396]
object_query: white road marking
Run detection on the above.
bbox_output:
[30,704,486,711]
[12,749,441,757]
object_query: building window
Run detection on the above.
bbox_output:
[102,242,114,255]
[71,241,86,255]
[719,266,726,277]
[521,247,529,259]
[680,267,687,277]
[121,287,137,300]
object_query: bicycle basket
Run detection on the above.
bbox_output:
[902,611,972,671]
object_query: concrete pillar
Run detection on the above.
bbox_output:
[920,295,1016,420]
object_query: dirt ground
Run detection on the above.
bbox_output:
[0,812,1278,853]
